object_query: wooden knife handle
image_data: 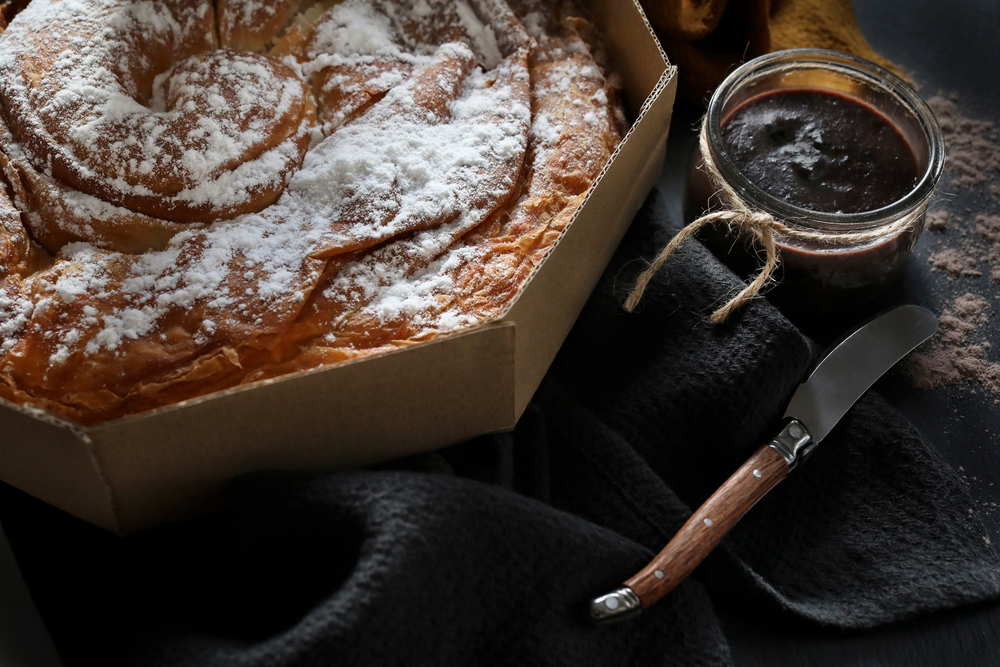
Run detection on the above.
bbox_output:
[626,444,789,605]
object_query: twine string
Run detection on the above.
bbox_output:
[625,118,922,323]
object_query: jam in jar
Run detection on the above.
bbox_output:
[686,49,945,312]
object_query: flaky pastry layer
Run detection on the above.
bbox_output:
[0,0,625,424]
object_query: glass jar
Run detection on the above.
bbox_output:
[685,49,945,313]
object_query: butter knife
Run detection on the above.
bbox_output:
[588,304,938,623]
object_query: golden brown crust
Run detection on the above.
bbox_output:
[0,2,316,226]
[0,0,625,424]
[0,150,38,277]
[219,0,309,52]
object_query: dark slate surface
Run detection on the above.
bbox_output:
[2,1,1000,665]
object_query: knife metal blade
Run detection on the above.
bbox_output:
[783,304,940,451]
[588,305,938,624]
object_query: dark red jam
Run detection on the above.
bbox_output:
[686,87,928,313]
[720,89,920,214]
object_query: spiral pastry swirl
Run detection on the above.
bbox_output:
[0,0,625,423]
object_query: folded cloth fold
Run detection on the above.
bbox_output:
[3,187,999,666]
[539,190,1000,627]
[60,470,728,667]
[641,0,904,103]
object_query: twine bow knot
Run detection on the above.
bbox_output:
[625,118,923,324]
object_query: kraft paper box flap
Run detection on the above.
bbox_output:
[0,0,675,534]
[84,322,517,534]
[590,0,672,116]
[502,69,676,413]
[501,0,676,411]
[0,403,115,529]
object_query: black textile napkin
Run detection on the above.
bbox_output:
[5,186,1000,666]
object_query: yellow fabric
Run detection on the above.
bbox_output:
[641,0,900,103]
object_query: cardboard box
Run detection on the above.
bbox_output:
[0,0,676,534]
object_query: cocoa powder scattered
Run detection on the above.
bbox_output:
[907,96,1000,395]
[927,246,982,278]
[909,293,1000,394]
[929,96,1000,191]
[975,213,1000,243]
[925,209,949,232]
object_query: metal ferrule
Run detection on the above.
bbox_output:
[768,419,814,468]
[588,586,642,624]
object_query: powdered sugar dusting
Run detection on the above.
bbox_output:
[0,0,624,421]
[307,2,401,58]
[0,286,32,354]
[0,0,530,358]
[0,0,313,222]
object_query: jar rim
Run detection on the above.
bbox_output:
[705,48,945,232]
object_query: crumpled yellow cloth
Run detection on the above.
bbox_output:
[641,0,901,103]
